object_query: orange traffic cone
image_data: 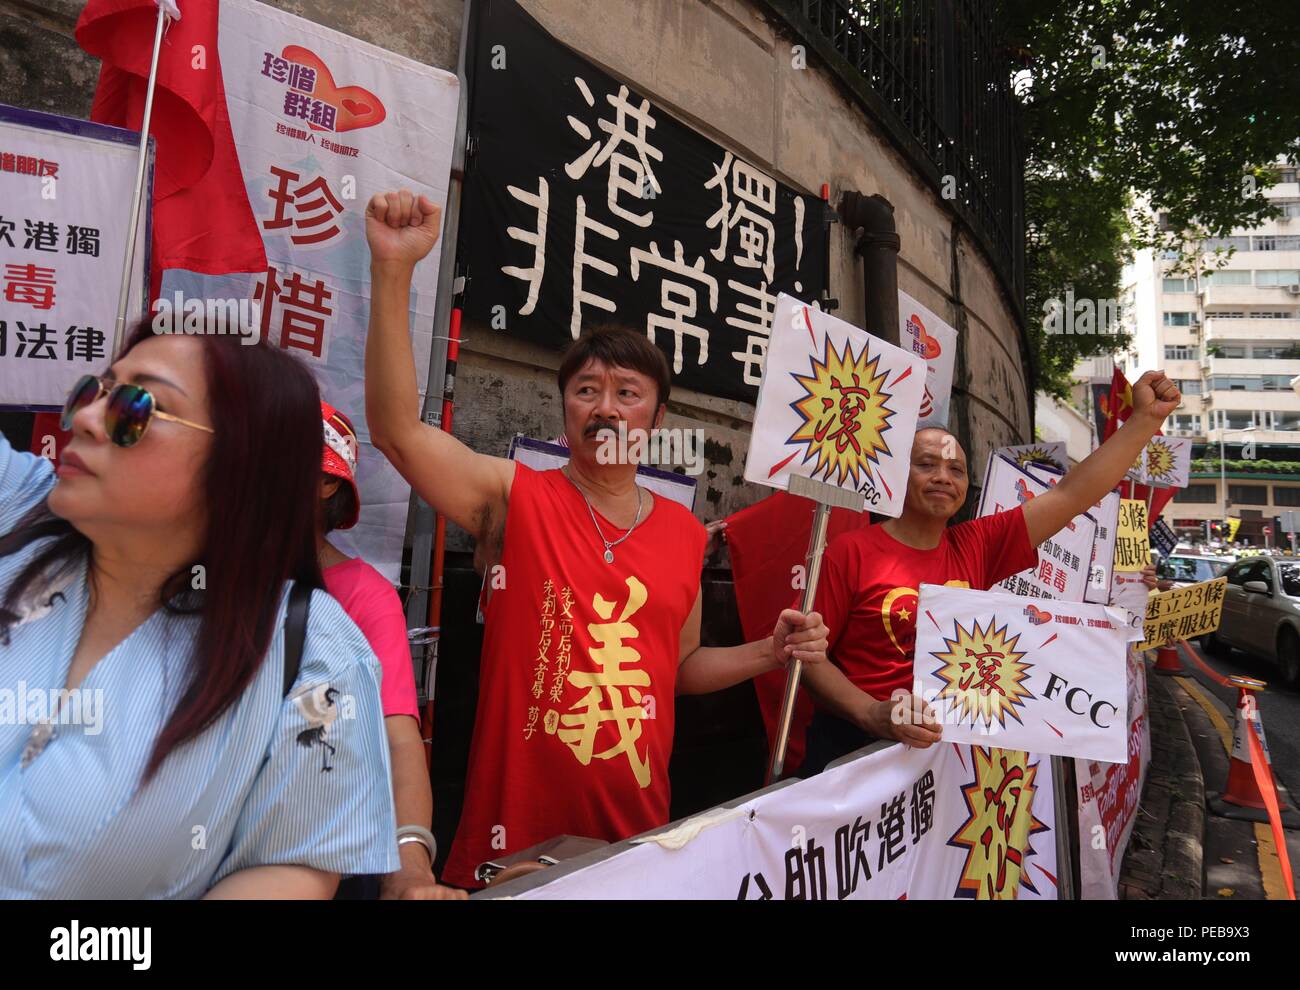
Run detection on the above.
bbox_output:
[1208,676,1300,827]
[1153,643,1183,676]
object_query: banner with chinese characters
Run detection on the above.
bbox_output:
[995,441,1068,473]
[1084,491,1122,605]
[1150,517,1178,556]
[1014,462,1120,608]
[977,454,1096,602]
[898,290,957,429]
[743,294,925,515]
[503,739,1058,900]
[163,0,459,581]
[1136,577,1227,651]
[1114,499,1150,572]
[914,584,1132,763]
[0,106,149,408]
[1075,646,1150,899]
[459,0,829,402]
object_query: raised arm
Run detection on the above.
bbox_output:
[365,189,514,540]
[1022,371,1181,547]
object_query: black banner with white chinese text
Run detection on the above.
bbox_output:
[459,0,829,402]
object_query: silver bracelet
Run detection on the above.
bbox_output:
[396,825,437,864]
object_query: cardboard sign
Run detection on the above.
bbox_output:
[1136,577,1228,651]
[996,442,1068,473]
[978,455,1096,602]
[1150,518,1178,557]
[899,290,957,429]
[1109,569,1150,637]
[1114,500,1150,572]
[1020,463,1120,606]
[744,293,925,516]
[1137,436,1192,489]
[914,584,1132,763]
[0,106,150,407]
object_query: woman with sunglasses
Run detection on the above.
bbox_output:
[0,320,399,898]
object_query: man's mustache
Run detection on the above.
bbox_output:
[584,421,620,438]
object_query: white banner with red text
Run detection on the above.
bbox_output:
[1074,647,1150,899]
[164,0,458,581]
[0,108,149,408]
[506,740,1059,900]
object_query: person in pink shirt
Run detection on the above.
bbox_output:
[317,401,465,900]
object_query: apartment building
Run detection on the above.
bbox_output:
[1120,163,1300,545]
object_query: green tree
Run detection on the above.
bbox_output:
[999,0,1300,397]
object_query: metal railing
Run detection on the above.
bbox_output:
[760,0,1025,311]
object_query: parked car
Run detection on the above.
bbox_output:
[1203,556,1300,685]
[1157,553,1233,590]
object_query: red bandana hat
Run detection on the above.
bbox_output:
[321,400,361,529]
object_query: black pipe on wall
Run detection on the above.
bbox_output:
[839,190,901,347]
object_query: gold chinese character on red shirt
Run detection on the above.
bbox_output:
[558,576,652,787]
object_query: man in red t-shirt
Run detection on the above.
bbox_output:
[800,372,1181,773]
[361,189,830,888]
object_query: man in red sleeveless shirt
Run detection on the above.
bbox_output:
[799,374,1182,774]
[362,189,830,888]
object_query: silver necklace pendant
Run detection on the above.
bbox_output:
[604,548,615,564]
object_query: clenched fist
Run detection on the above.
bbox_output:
[1131,370,1181,424]
[366,189,442,267]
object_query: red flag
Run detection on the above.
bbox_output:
[1101,368,1133,442]
[725,491,871,773]
[1102,368,1177,522]
[76,0,266,299]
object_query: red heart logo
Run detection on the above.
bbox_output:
[282,46,386,134]
[909,314,942,360]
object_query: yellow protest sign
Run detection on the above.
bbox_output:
[1227,517,1241,541]
[1136,577,1228,651]
[1114,499,1150,572]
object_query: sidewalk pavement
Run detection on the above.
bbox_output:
[1117,667,1205,899]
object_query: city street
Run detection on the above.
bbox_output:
[1167,638,1300,898]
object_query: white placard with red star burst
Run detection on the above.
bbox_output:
[914,584,1132,763]
[743,293,926,516]
[1137,435,1192,488]
[995,441,1068,473]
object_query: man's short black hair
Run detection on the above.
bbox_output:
[557,324,671,409]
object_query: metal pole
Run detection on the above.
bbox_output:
[405,0,473,684]
[1219,417,1226,543]
[1051,755,1076,900]
[766,474,864,783]
[113,2,170,356]
[767,501,831,783]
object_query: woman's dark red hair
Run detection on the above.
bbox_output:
[0,318,324,780]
